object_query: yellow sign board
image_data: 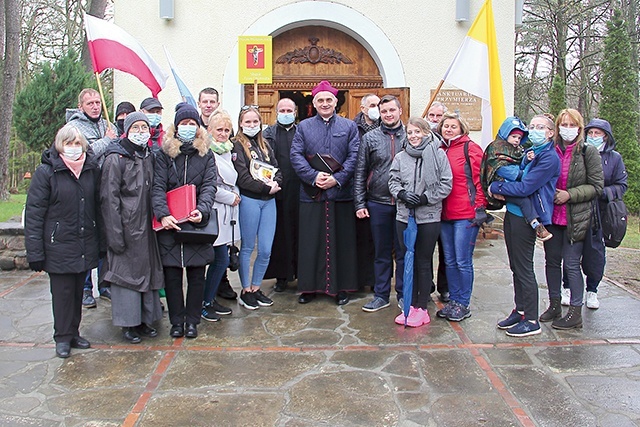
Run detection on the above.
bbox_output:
[238,36,272,84]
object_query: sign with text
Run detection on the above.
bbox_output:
[431,89,482,131]
[238,36,272,84]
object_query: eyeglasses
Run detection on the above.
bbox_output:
[241,105,259,111]
[129,124,150,132]
[527,124,550,130]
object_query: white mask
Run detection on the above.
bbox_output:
[367,107,380,121]
[429,121,438,130]
[559,126,579,142]
[242,126,260,137]
[62,146,83,161]
[129,132,150,147]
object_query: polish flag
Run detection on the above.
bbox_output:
[442,0,505,146]
[84,14,168,97]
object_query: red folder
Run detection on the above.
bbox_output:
[152,184,197,231]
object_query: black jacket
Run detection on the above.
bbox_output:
[152,126,217,267]
[25,147,101,274]
[353,125,407,211]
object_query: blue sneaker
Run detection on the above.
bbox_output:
[506,320,541,337]
[446,301,471,322]
[362,297,390,312]
[497,309,524,330]
[436,301,454,318]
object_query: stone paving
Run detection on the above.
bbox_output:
[0,237,639,426]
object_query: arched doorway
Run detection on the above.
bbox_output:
[244,26,409,125]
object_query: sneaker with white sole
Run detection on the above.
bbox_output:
[239,291,259,310]
[505,319,541,337]
[560,287,570,306]
[254,290,273,307]
[362,297,390,312]
[586,291,600,309]
[397,298,404,310]
[497,309,524,330]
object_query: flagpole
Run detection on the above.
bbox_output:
[93,72,112,126]
[253,79,258,106]
[421,79,445,119]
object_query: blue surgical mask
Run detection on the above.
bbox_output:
[528,129,548,146]
[586,135,605,151]
[559,126,579,142]
[277,112,295,126]
[146,113,162,127]
[129,132,150,147]
[177,124,197,141]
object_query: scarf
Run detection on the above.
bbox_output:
[211,139,234,155]
[61,152,86,179]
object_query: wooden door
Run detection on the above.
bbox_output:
[347,88,410,123]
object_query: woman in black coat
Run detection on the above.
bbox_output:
[152,104,217,339]
[25,124,101,358]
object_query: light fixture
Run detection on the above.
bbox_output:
[160,0,174,20]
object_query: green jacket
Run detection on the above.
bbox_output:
[563,142,604,242]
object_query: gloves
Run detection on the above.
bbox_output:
[398,190,421,207]
[419,194,428,206]
[471,208,494,227]
[29,261,45,272]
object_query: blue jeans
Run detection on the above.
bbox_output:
[203,245,230,303]
[367,201,403,301]
[238,196,276,289]
[440,219,480,307]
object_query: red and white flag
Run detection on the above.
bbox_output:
[84,14,168,97]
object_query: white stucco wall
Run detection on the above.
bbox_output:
[113,0,515,131]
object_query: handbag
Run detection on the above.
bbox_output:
[228,212,239,271]
[174,209,219,244]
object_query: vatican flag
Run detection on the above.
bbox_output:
[442,0,505,146]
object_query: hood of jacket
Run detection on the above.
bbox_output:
[497,116,529,145]
[161,124,210,159]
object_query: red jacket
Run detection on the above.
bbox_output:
[442,134,487,220]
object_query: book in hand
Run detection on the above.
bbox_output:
[152,184,197,231]
[250,159,278,183]
[303,153,343,199]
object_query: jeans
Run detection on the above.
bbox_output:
[203,245,230,303]
[440,219,480,307]
[367,201,403,301]
[504,212,539,320]
[396,221,440,309]
[83,258,105,292]
[544,224,585,306]
[238,196,276,289]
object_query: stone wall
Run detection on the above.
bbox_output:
[0,222,28,270]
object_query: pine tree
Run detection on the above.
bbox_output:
[13,51,94,153]
[548,73,566,118]
[599,9,640,212]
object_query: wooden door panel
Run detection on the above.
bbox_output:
[347,88,410,124]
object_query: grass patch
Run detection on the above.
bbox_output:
[0,194,26,222]
[621,214,640,249]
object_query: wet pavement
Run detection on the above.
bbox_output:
[0,237,639,426]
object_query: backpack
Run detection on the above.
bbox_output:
[601,198,628,248]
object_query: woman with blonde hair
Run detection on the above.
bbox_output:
[232,106,282,310]
[538,108,603,329]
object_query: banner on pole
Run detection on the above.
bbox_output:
[238,36,272,84]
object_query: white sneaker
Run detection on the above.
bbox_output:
[586,291,600,309]
[560,288,570,306]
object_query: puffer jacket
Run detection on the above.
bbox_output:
[388,134,453,224]
[100,140,164,291]
[65,109,113,165]
[353,125,407,211]
[152,125,217,267]
[553,141,604,242]
[290,113,360,202]
[25,147,101,274]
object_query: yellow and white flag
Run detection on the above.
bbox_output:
[442,0,505,146]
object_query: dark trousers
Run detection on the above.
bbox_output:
[433,238,448,294]
[164,266,206,325]
[562,225,605,293]
[368,201,403,301]
[543,224,585,306]
[83,258,106,291]
[396,221,440,309]
[50,272,86,343]
[504,212,538,321]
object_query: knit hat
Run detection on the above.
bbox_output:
[123,111,150,135]
[115,101,135,118]
[140,97,163,111]
[174,103,201,128]
[509,129,525,137]
[312,80,338,97]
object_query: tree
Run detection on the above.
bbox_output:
[13,51,94,153]
[599,9,640,212]
[548,73,566,117]
[0,0,21,200]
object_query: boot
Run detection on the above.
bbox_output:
[539,298,562,322]
[551,305,583,330]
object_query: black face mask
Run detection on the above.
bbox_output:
[83,111,102,123]
[116,119,125,135]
